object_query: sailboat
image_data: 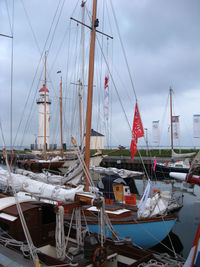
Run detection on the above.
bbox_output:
[169,150,200,186]
[62,5,179,250]
[155,88,195,178]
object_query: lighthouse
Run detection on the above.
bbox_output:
[36,84,51,150]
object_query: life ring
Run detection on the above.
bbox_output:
[93,247,107,267]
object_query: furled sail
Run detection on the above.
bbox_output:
[0,167,85,203]
[90,166,143,178]
[171,149,195,159]
[15,158,84,186]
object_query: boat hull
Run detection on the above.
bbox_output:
[88,218,177,249]
[155,163,189,179]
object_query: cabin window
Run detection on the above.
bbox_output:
[42,206,56,224]
[0,222,9,233]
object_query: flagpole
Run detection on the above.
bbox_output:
[170,87,173,152]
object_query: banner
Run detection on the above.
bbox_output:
[104,75,109,121]
[172,116,179,139]
[152,120,160,143]
[193,114,200,138]
[130,103,144,162]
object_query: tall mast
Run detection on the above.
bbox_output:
[60,75,63,156]
[81,1,85,141]
[170,87,173,152]
[44,52,47,160]
[78,80,83,147]
[85,0,98,191]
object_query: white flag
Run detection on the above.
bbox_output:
[172,116,179,139]
[152,120,160,143]
[193,114,200,138]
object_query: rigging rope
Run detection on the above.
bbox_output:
[14,0,64,147]
[110,0,137,101]
[56,205,67,260]
[0,121,39,263]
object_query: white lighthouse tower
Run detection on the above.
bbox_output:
[36,84,51,150]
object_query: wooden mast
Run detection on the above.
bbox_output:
[85,0,97,191]
[60,75,63,156]
[170,87,173,152]
[44,52,47,160]
[78,80,83,147]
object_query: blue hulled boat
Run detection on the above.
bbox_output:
[87,211,177,248]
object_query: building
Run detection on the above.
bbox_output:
[36,84,51,149]
[89,129,104,150]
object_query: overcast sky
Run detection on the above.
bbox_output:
[0,0,200,150]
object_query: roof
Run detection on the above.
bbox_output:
[39,84,49,93]
[90,129,104,137]
[0,196,32,211]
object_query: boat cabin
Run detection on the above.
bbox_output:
[0,195,56,247]
[97,174,139,205]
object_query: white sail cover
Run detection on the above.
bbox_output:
[138,191,171,218]
[90,166,143,178]
[0,167,84,203]
[15,158,84,186]
[152,120,160,144]
[172,149,195,159]
[193,114,200,138]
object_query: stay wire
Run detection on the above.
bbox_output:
[0,120,38,262]
[4,0,12,34]
[96,34,150,178]
[10,0,14,149]
[14,0,63,147]
[110,0,137,102]
[96,35,132,132]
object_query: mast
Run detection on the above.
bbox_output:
[78,80,83,147]
[81,1,85,142]
[85,0,98,191]
[60,75,63,156]
[170,87,173,152]
[44,52,47,160]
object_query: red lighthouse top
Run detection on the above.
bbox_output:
[39,84,49,93]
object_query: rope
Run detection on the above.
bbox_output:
[10,0,14,149]
[0,122,38,263]
[56,205,67,260]
[110,0,137,101]
[75,207,83,247]
[14,0,64,147]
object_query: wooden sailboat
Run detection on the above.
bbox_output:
[64,3,179,250]
[0,192,177,266]
[155,88,195,178]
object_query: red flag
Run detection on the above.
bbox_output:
[131,103,144,162]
